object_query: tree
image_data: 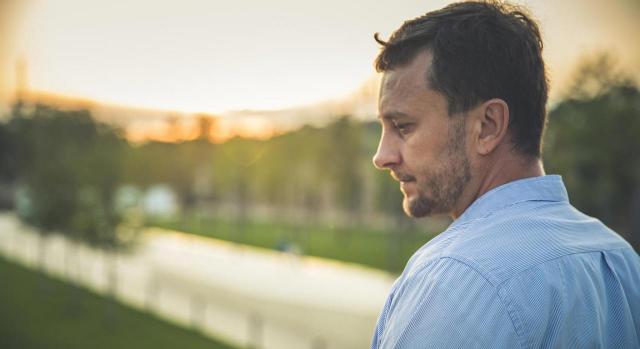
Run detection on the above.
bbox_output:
[322,116,365,223]
[7,102,128,310]
[544,54,640,251]
[0,118,18,209]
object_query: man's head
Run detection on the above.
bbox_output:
[372,1,548,218]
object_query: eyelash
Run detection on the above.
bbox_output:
[393,123,412,135]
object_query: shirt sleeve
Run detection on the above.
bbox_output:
[376,257,522,349]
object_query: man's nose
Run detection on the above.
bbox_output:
[372,133,401,170]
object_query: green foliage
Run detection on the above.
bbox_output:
[112,115,407,228]
[323,116,365,214]
[0,121,17,183]
[7,104,125,247]
[122,140,213,209]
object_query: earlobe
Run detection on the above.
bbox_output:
[476,99,509,155]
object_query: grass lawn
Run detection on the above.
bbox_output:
[149,215,440,274]
[0,256,238,349]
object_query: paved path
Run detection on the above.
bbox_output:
[0,214,395,349]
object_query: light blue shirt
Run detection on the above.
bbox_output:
[372,175,640,348]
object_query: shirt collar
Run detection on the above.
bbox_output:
[452,175,569,227]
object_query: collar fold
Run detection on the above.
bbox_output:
[453,175,569,226]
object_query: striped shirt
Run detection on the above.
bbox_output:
[372,175,640,348]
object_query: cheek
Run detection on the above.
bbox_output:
[404,136,439,169]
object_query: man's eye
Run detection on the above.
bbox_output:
[394,123,412,135]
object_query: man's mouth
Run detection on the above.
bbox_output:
[392,172,415,183]
[399,177,416,195]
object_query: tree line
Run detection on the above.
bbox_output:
[0,54,637,251]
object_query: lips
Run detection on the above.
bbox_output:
[391,171,415,183]
[400,178,416,195]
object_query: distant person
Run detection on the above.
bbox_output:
[370,1,640,348]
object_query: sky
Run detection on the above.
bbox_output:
[1,0,639,114]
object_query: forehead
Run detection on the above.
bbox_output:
[381,50,430,94]
[379,50,447,118]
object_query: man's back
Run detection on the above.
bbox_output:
[372,176,640,348]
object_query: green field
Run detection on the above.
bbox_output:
[149,215,439,274]
[0,256,238,349]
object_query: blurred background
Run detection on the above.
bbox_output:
[0,0,638,348]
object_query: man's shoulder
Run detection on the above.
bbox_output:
[412,200,633,286]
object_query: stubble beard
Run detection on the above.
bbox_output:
[404,118,472,218]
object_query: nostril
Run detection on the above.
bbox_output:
[373,151,397,170]
[374,135,400,169]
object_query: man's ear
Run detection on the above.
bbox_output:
[474,98,510,155]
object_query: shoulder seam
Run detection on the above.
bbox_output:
[425,256,528,349]
[492,247,633,289]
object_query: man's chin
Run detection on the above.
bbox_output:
[403,196,434,218]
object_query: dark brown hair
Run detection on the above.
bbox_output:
[375,1,549,157]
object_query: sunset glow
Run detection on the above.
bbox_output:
[2,0,639,122]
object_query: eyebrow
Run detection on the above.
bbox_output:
[378,111,413,121]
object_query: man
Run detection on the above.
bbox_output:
[370,1,640,348]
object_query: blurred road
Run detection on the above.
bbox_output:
[0,213,395,349]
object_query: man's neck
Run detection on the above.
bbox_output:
[451,154,545,219]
